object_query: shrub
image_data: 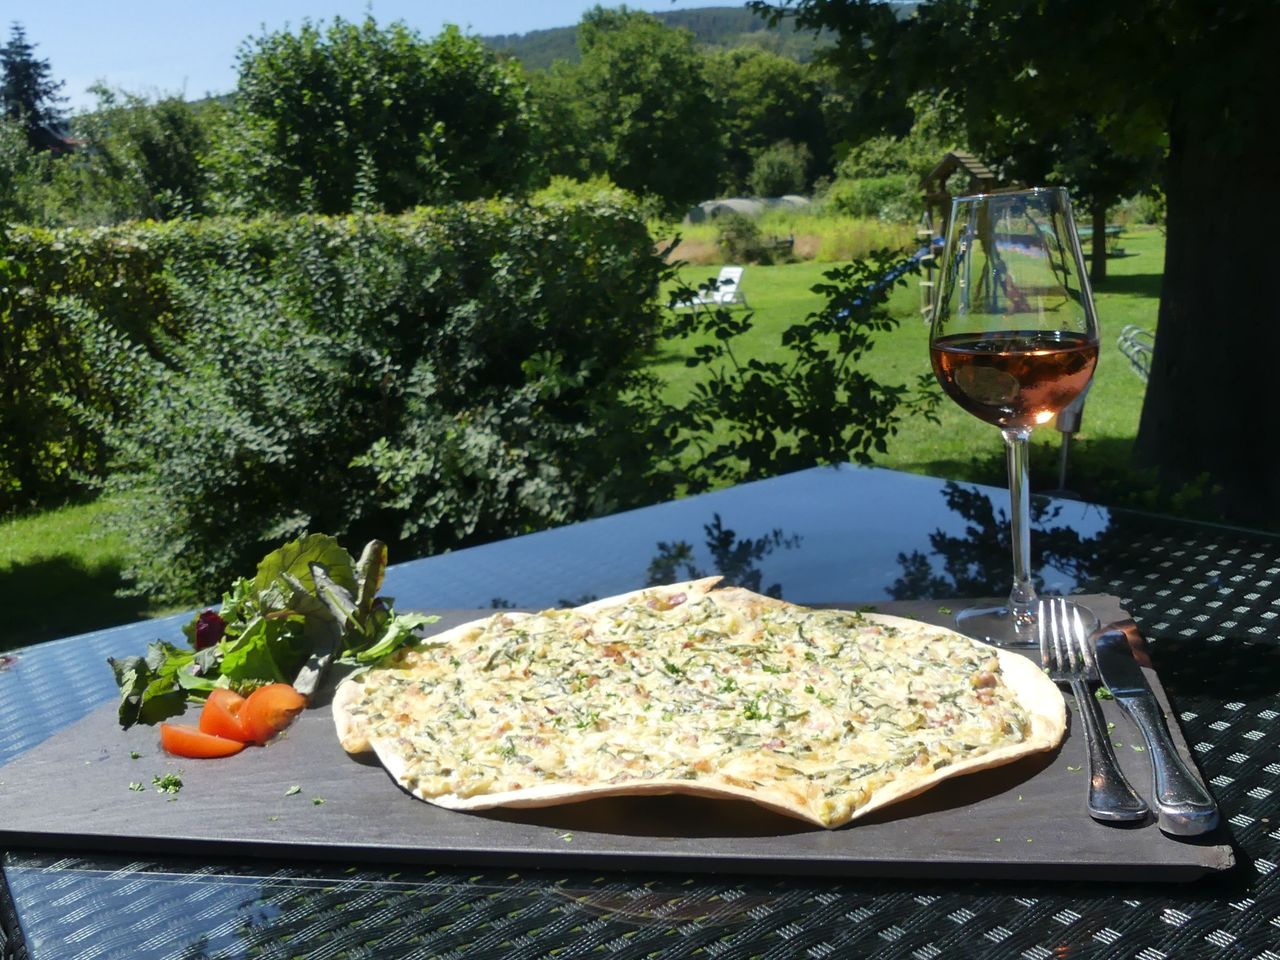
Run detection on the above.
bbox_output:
[6,199,672,597]
[1116,190,1166,226]
[822,174,920,223]
[747,140,813,197]
[716,212,773,265]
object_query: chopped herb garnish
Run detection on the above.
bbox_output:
[128,782,144,792]
[285,785,301,796]
[152,772,183,794]
[129,750,141,760]
[1095,687,1114,701]
[312,797,326,805]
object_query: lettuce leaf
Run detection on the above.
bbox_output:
[253,533,356,598]
[108,534,435,726]
[109,642,195,728]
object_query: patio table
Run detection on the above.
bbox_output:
[2,464,1278,959]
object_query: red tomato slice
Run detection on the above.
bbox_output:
[199,688,250,743]
[238,683,307,745]
[160,723,247,758]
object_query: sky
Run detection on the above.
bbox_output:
[5,1,734,110]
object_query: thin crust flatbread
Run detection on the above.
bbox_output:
[334,580,1065,828]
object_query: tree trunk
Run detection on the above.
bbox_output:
[1132,103,1276,522]
[1090,204,1107,284]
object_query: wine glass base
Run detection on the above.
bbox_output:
[954,599,1100,649]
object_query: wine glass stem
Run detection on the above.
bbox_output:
[1002,426,1037,635]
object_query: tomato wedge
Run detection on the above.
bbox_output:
[199,688,250,743]
[238,683,307,745]
[160,723,246,758]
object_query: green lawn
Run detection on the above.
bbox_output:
[0,497,179,650]
[657,227,1162,493]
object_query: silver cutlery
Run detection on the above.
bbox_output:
[1038,598,1149,822]
[1092,628,1220,836]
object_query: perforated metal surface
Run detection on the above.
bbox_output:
[3,469,1280,959]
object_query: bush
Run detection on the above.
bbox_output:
[48,87,213,224]
[1116,190,1165,226]
[0,118,52,223]
[4,199,673,597]
[747,140,812,197]
[715,212,773,265]
[822,174,919,223]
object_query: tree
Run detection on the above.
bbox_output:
[0,22,65,150]
[706,47,829,193]
[571,7,722,213]
[527,62,597,182]
[753,0,1279,523]
[1042,119,1159,284]
[951,109,1158,284]
[57,88,213,222]
[211,17,537,214]
[748,139,812,196]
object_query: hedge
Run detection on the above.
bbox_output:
[1,199,673,597]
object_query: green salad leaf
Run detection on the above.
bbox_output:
[109,534,438,728]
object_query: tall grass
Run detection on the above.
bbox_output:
[655,209,917,265]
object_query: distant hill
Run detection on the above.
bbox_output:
[483,6,837,69]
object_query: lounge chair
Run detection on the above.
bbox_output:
[676,266,749,310]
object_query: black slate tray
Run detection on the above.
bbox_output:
[0,596,1235,881]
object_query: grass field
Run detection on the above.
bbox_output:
[0,225,1164,649]
[657,226,1163,494]
[0,497,180,649]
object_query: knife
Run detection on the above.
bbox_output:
[1093,629,1220,836]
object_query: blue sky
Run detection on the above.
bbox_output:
[6,1,735,110]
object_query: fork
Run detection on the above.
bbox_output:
[1038,598,1150,822]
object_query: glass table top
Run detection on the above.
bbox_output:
[3,464,1279,960]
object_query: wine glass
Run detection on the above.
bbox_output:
[928,187,1099,644]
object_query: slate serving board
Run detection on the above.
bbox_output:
[0,595,1235,882]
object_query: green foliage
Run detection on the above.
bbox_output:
[706,47,829,192]
[29,199,669,600]
[48,88,213,224]
[1116,190,1165,226]
[485,7,830,70]
[530,174,636,207]
[0,117,52,221]
[0,220,180,510]
[0,23,65,147]
[561,7,723,213]
[656,249,941,490]
[715,212,773,265]
[822,174,917,222]
[833,93,961,181]
[210,17,537,215]
[748,140,812,197]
